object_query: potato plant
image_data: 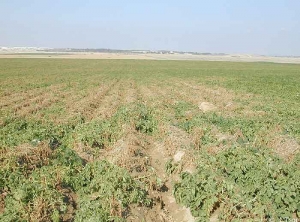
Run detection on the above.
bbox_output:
[0,59,299,221]
[174,148,300,221]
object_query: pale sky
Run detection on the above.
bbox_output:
[1,0,300,56]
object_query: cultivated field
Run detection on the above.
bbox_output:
[1,52,300,64]
[0,59,299,221]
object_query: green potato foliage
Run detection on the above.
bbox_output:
[174,148,300,221]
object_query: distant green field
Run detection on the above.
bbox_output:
[1,59,299,221]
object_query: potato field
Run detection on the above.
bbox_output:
[0,59,299,221]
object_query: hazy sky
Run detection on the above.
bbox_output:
[1,0,299,56]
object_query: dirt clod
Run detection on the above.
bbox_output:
[198,102,217,112]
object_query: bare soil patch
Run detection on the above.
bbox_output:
[271,135,300,160]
